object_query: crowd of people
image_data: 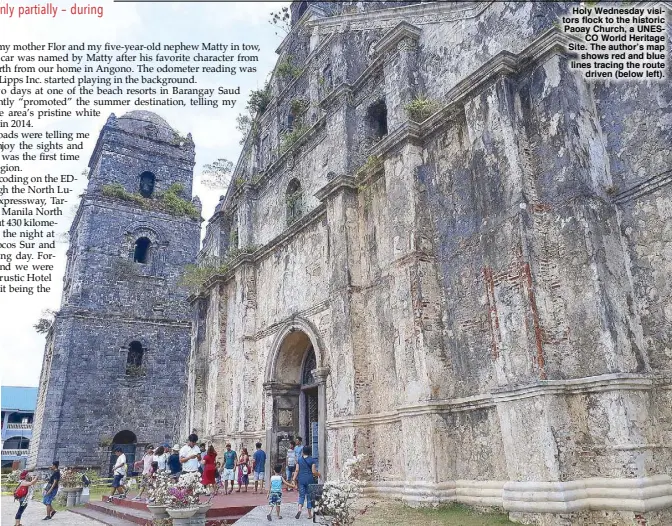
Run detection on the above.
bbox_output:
[10,433,322,523]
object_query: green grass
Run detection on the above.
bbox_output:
[355,501,516,525]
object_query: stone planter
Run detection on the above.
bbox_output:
[147,504,170,518]
[61,487,83,507]
[188,502,210,525]
[166,506,198,519]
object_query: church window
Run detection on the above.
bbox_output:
[134,237,151,264]
[286,179,303,225]
[126,341,144,376]
[302,346,317,386]
[139,171,155,198]
[367,99,388,140]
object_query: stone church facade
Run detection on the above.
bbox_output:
[185,1,672,525]
[29,111,201,471]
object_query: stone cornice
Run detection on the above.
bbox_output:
[371,21,422,59]
[308,1,491,33]
[263,381,301,396]
[363,475,672,513]
[326,373,670,430]
[314,174,358,202]
[55,309,191,327]
[491,372,654,403]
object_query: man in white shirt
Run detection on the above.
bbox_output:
[179,433,202,473]
[108,447,127,501]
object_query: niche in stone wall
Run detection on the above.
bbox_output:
[125,341,146,377]
[286,178,303,225]
[366,99,388,141]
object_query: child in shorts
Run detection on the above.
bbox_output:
[267,464,295,521]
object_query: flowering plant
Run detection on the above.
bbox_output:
[315,455,370,526]
[60,468,83,488]
[147,471,173,506]
[164,471,207,509]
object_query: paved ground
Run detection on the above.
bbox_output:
[236,501,319,525]
[2,496,106,525]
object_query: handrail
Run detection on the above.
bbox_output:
[5,423,32,430]
[1,449,29,456]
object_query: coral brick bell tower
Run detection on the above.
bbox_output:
[29,111,201,471]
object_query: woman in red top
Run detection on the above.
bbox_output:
[201,445,218,496]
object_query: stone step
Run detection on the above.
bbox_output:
[87,497,252,524]
[69,506,140,526]
[84,500,152,525]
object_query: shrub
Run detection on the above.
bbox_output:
[276,55,302,79]
[355,155,383,178]
[404,97,441,121]
[290,98,309,117]
[101,183,199,220]
[247,84,272,116]
[179,247,259,294]
[278,125,309,156]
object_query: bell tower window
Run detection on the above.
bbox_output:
[139,171,155,198]
[134,237,151,264]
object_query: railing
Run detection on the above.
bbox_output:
[6,423,32,430]
[1,449,29,456]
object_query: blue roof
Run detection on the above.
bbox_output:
[1,386,38,412]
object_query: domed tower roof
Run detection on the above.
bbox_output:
[115,110,177,142]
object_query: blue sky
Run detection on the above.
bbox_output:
[0,0,288,386]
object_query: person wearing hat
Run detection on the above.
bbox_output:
[108,447,128,502]
[168,444,182,480]
[160,443,172,473]
[14,470,40,526]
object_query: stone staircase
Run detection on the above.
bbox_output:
[70,496,256,525]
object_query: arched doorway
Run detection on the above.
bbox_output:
[264,320,329,481]
[108,430,137,476]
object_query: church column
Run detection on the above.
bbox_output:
[379,26,421,130]
[237,184,257,248]
[313,366,330,480]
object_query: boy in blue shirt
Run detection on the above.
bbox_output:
[267,464,295,521]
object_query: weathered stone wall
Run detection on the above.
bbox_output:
[187,2,672,524]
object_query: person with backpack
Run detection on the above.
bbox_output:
[14,470,40,526]
[292,446,321,520]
